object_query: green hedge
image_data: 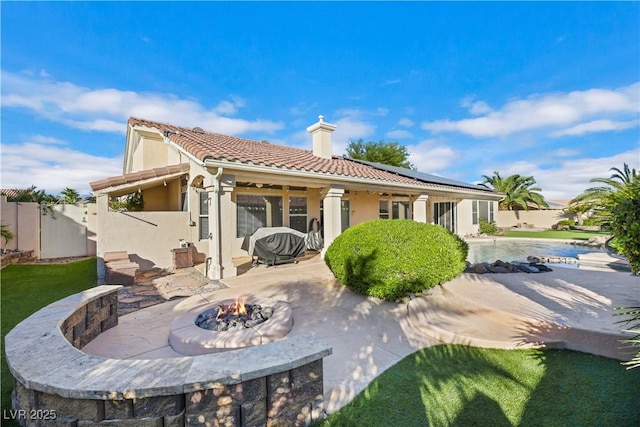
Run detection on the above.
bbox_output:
[324,220,468,301]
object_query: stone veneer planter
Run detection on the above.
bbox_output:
[5,286,332,427]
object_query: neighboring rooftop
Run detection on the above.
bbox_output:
[1,189,32,199]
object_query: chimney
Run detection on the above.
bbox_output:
[306,115,337,159]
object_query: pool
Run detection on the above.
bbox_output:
[466,238,604,266]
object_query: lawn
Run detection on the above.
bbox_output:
[502,229,609,240]
[318,344,640,426]
[1,259,97,422]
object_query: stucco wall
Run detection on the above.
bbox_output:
[1,198,95,259]
[349,191,381,226]
[40,204,90,259]
[96,197,192,269]
[456,199,478,237]
[142,180,182,211]
[87,203,98,256]
[497,209,572,229]
[1,197,39,256]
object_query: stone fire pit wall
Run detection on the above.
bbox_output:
[6,286,332,427]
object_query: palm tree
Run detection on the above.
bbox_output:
[572,163,639,225]
[564,202,592,225]
[1,223,14,245]
[480,171,549,210]
[60,187,81,204]
[7,185,58,217]
[7,185,57,204]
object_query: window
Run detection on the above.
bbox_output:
[381,199,410,219]
[472,200,495,225]
[181,178,189,212]
[379,200,390,219]
[433,201,457,233]
[378,200,389,219]
[392,201,410,219]
[289,196,307,233]
[237,194,283,237]
[341,200,350,232]
[199,192,209,240]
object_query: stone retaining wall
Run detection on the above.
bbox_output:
[6,286,331,427]
[60,291,119,349]
[1,250,36,268]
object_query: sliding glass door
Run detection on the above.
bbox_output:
[433,201,457,233]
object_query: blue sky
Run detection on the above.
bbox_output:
[2,1,638,200]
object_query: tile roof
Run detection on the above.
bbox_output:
[0,189,31,198]
[128,117,423,186]
[90,163,190,192]
[126,117,494,194]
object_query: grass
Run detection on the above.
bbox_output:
[502,229,609,240]
[1,259,97,422]
[318,344,640,426]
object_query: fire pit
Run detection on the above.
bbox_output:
[195,298,274,331]
[169,296,293,356]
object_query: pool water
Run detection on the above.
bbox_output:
[466,239,604,265]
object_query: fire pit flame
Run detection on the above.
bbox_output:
[196,297,274,332]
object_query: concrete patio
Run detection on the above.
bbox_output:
[83,255,640,414]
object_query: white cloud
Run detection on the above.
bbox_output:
[479,149,640,200]
[406,140,460,172]
[461,97,493,115]
[552,148,580,157]
[1,71,284,135]
[1,138,123,195]
[551,119,640,137]
[331,117,377,156]
[422,83,640,138]
[212,96,246,115]
[30,135,66,145]
[469,101,492,115]
[385,129,413,139]
[397,118,415,128]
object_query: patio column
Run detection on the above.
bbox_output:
[413,194,429,223]
[321,186,344,257]
[207,172,237,280]
[218,176,237,278]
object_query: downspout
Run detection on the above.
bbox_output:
[208,167,224,280]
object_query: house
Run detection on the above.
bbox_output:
[90,116,501,279]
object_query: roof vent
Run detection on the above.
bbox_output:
[192,127,205,133]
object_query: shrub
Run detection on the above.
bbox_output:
[324,220,468,301]
[556,219,575,227]
[479,219,499,235]
[608,178,640,274]
[582,217,600,226]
